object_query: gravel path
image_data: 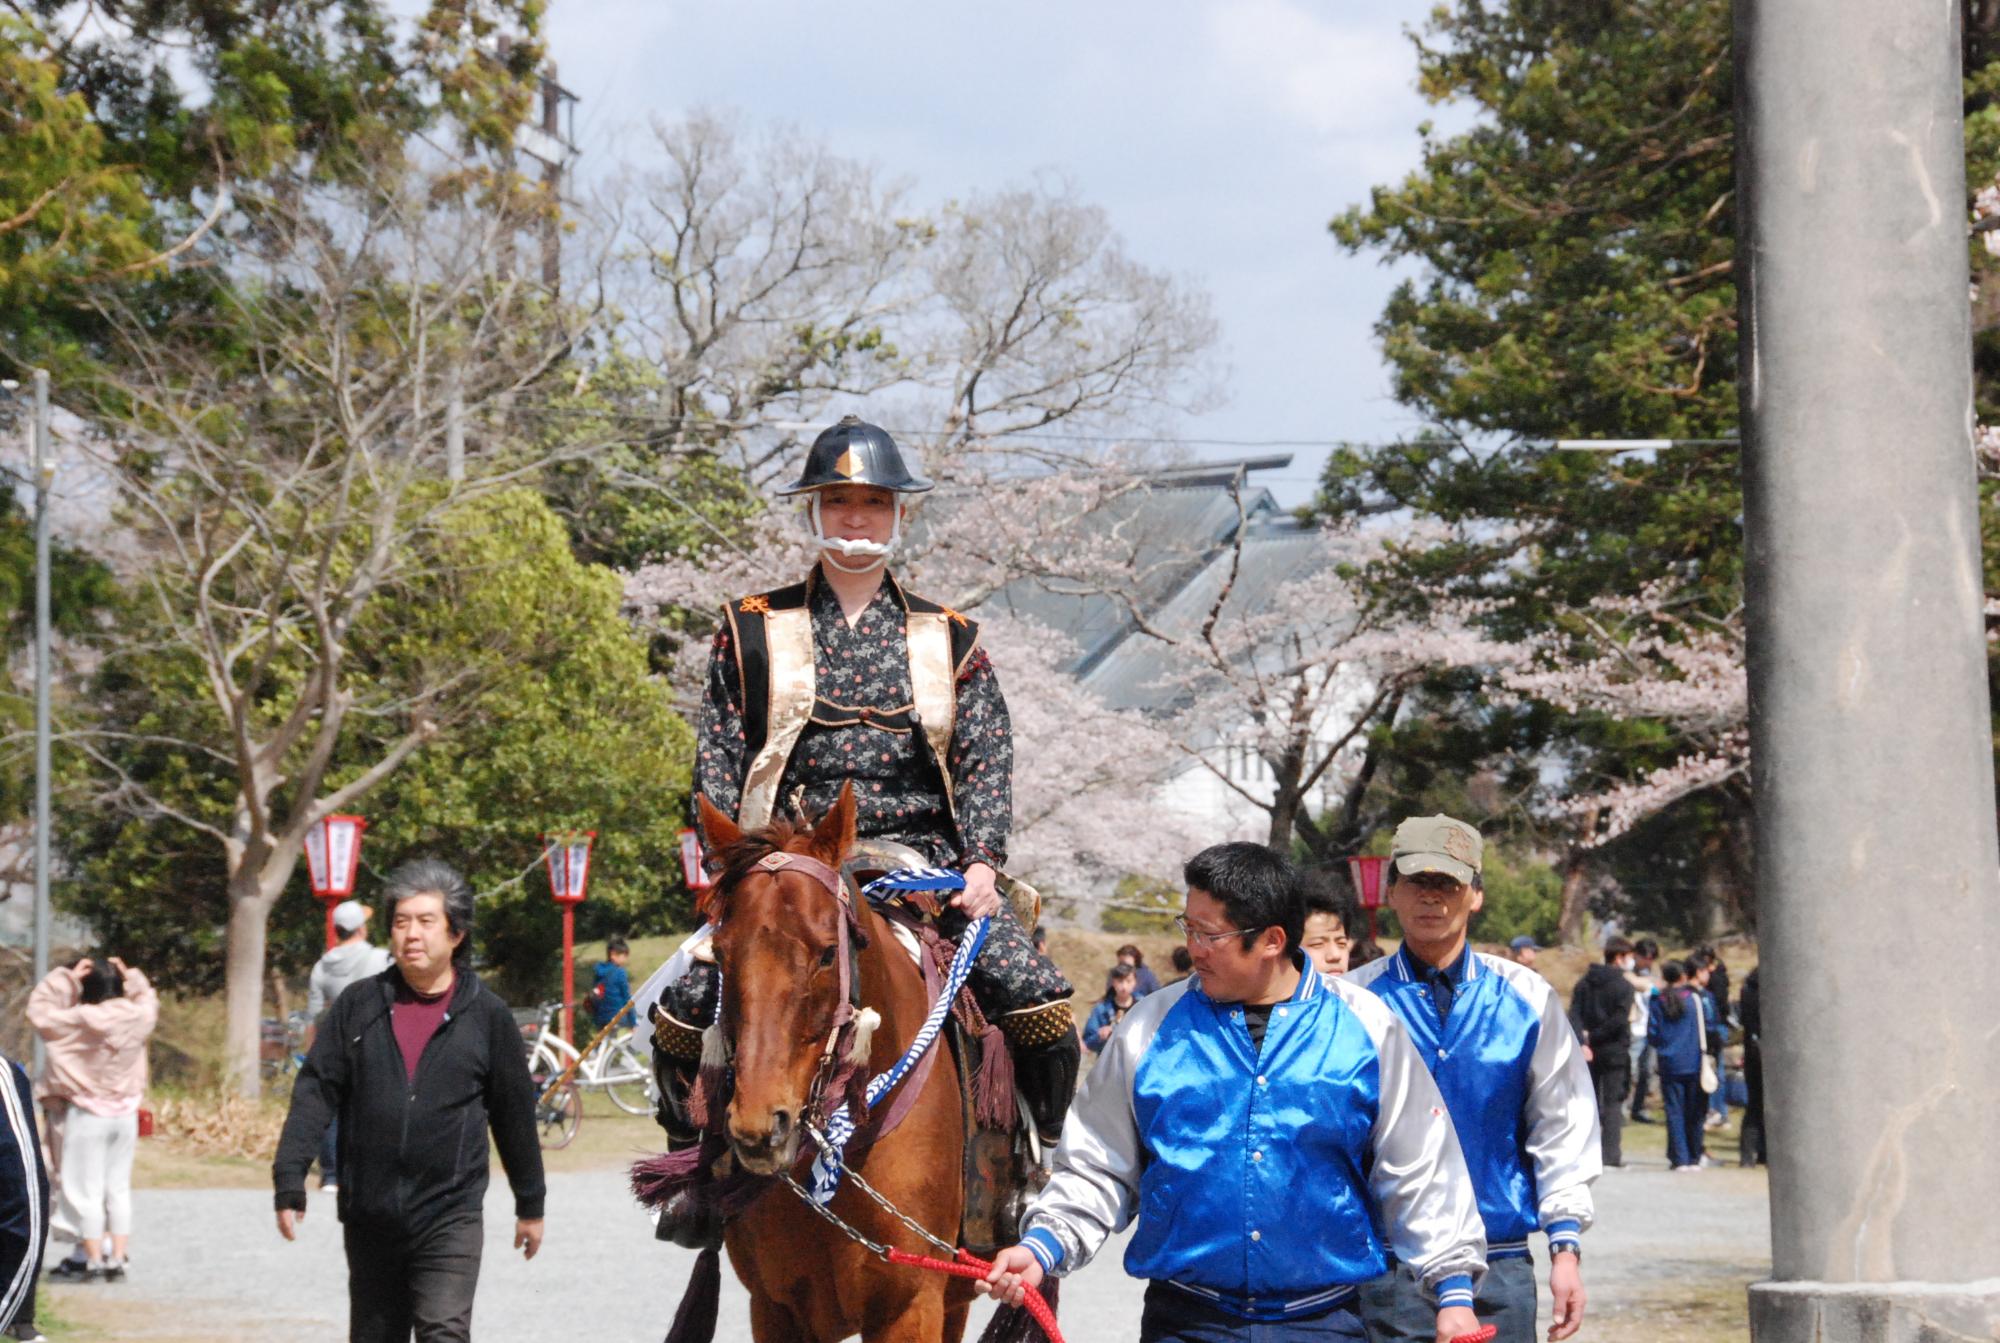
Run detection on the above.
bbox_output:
[43,1145,1768,1341]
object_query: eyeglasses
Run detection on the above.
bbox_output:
[1173,915,1268,947]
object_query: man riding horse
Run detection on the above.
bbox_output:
[652,416,1081,1238]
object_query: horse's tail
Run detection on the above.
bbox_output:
[976,1274,1059,1343]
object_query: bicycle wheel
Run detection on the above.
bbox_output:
[528,1036,580,1091]
[602,1037,656,1117]
[535,1081,581,1150]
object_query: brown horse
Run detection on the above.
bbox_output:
[696,785,979,1343]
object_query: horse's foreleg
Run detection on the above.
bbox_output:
[940,1287,973,1343]
[859,1281,947,1343]
[750,1294,814,1343]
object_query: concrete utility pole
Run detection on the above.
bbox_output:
[1737,1,2000,1338]
[30,369,51,1077]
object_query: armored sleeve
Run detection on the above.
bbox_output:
[1338,982,1487,1304]
[1521,969,1602,1247]
[695,619,748,829]
[948,644,1012,869]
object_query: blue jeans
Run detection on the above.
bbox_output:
[1661,1073,1706,1168]
[1139,1281,1366,1343]
[319,1114,339,1187]
[1358,1256,1537,1343]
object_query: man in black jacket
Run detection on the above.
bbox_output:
[273,858,545,1343]
[1568,937,1638,1168]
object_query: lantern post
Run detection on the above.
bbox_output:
[1346,854,1389,944]
[302,814,367,950]
[543,831,595,1045]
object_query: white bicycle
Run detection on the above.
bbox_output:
[523,999,655,1120]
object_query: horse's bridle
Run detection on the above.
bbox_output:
[721,850,871,1125]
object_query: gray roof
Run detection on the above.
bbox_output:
[972,457,1334,711]
[1080,517,1334,711]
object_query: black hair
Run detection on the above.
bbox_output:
[1298,868,1357,933]
[1603,936,1634,962]
[1636,937,1661,961]
[606,936,630,956]
[1182,842,1302,954]
[383,857,476,968]
[78,956,125,1005]
[1170,946,1193,974]
[1032,925,1048,947]
[1659,958,1689,1020]
[1102,963,1137,1002]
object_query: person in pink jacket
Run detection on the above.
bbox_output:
[26,957,156,1283]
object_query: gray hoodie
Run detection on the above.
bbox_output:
[308,940,394,1018]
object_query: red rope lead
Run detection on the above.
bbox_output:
[883,1248,1065,1343]
[1450,1328,1497,1343]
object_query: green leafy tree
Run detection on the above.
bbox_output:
[65,489,692,1005]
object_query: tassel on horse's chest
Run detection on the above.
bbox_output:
[846,1008,882,1066]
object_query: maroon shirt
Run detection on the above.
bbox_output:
[391,976,453,1082]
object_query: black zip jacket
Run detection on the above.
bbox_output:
[1567,961,1637,1052]
[272,967,545,1227]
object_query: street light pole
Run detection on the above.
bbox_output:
[30,369,51,1076]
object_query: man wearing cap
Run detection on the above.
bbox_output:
[1507,935,1540,970]
[306,902,392,1195]
[649,417,1079,1231]
[1348,816,1600,1343]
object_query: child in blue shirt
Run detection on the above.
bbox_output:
[590,937,633,1031]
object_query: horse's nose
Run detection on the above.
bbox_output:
[768,1106,793,1148]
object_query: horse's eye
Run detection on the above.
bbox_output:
[819,946,838,968]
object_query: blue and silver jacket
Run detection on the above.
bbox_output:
[1348,947,1600,1261]
[1020,963,1486,1320]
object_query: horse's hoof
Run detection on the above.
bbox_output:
[655,1191,725,1251]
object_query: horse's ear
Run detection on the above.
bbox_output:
[696,794,742,852]
[809,782,857,867]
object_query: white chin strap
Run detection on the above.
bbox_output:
[811,493,901,573]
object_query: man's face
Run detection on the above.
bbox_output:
[390,892,462,980]
[1515,945,1538,968]
[1110,972,1136,1004]
[1300,911,1351,977]
[1386,868,1482,956]
[1184,887,1281,1004]
[817,484,898,545]
[1617,953,1636,972]
[1692,963,1711,987]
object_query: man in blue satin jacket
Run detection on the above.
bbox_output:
[981,842,1487,1343]
[1349,815,1601,1343]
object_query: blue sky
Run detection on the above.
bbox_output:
[542,0,1469,505]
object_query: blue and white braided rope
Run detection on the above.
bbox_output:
[809,868,986,1203]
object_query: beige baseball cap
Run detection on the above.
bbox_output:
[1390,814,1484,884]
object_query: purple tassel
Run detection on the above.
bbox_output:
[630,1147,705,1210]
[661,1244,722,1343]
[973,1027,1016,1132]
[977,1273,1058,1343]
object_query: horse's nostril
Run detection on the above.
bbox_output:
[770,1108,792,1144]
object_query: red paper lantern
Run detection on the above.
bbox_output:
[543,831,595,904]
[677,827,712,891]
[302,814,366,951]
[1347,854,1390,910]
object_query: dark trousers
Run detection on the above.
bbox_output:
[1739,1040,1766,1166]
[1630,1042,1656,1118]
[344,1215,483,1343]
[1358,1256,1537,1343]
[1660,1074,1707,1169]
[1139,1281,1365,1343]
[1587,1051,1629,1167]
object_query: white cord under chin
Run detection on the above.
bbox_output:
[811,494,899,572]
